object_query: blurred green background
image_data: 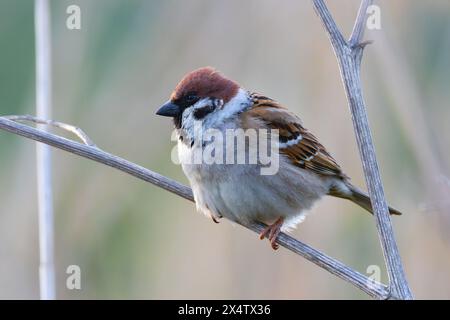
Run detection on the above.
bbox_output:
[1,0,450,299]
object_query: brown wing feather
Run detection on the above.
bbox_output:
[242,93,345,179]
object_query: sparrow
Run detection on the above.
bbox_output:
[156,67,401,250]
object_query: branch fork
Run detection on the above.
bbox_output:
[312,0,413,299]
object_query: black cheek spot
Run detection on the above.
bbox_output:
[193,105,215,120]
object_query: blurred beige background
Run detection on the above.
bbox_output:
[0,0,449,299]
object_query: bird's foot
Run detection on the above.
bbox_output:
[259,217,284,250]
[211,215,222,224]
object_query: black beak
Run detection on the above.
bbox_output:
[156,101,180,117]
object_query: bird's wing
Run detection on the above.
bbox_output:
[240,92,346,179]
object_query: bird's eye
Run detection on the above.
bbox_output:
[186,94,198,103]
[174,93,199,109]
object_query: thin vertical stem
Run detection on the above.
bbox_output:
[35,0,55,300]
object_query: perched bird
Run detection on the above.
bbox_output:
[156,67,401,250]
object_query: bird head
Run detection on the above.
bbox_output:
[156,67,244,129]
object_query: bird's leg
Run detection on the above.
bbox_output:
[259,217,284,250]
[211,215,221,223]
[209,207,222,224]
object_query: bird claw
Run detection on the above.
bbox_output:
[259,218,284,250]
[211,215,222,224]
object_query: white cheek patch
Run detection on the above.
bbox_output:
[179,89,251,145]
[181,106,194,124]
[180,104,211,146]
[205,89,250,127]
[181,106,195,137]
[218,88,250,119]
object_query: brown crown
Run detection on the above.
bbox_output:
[170,67,239,103]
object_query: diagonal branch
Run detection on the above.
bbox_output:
[0,116,391,299]
[312,0,413,299]
[311,0,346,51]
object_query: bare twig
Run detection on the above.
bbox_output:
[349,0,372,47]
[34,0,55,300]
[312,0,413,299]
[5,115,97,147]
[0,116,391,299]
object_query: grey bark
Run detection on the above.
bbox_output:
[312,0,413,299]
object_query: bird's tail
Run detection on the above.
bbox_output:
[328,182,402,216]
